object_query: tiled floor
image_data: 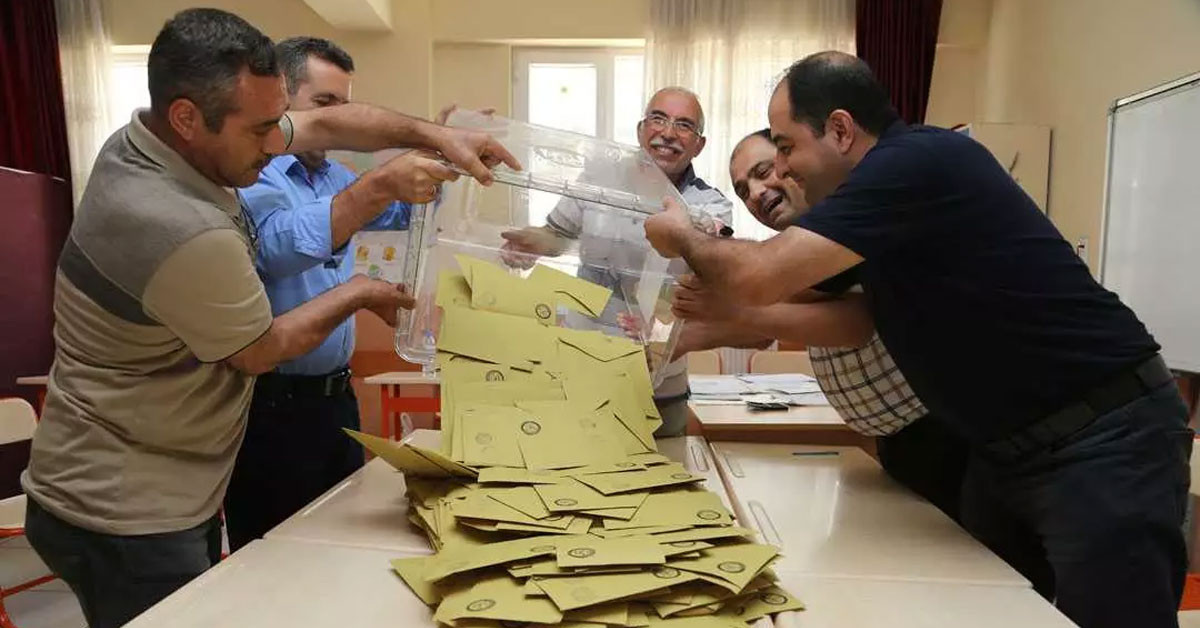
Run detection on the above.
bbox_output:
[0,535,84,628]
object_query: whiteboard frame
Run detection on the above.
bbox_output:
[1100,69,1200,372]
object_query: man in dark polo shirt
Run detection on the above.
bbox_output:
[645,51,1190,628]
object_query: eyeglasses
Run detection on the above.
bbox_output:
[640,113,702,137]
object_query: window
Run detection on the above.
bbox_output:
[512,47,645,225]
[513,48,645,143]
[109,45,151,134]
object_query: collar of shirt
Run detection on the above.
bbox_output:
[269,154,335,182]
[125,108,241,217]
[676,163,699,192]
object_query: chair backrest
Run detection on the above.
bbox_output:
[687,350,723,375]
[750,350,814,376]
[0,398,37,445]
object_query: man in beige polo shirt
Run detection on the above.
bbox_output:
[19,9,517,628]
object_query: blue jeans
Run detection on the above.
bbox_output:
[962,383,1191,628]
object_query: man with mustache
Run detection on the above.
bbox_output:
[19,10,518,627]
[501,87,733,436]
[674,128,967,521]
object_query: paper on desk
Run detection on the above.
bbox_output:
[737,373,821,395]
[715,585,805,622]
[344,429,477,478]
[604,491,734,530]
[555,536,668,568]
[533,567,703,611]
[576,463,704,495]
[688,376,753,396]
[669,543,781,590]
[534,479,649,512]
[434,572,564,625]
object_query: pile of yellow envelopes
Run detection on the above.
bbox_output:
[347,255,803,627]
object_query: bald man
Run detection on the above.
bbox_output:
[502,87,733,436]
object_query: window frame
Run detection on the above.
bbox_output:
[511,47,645,143]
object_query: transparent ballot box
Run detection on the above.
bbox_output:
[395,110,689,386]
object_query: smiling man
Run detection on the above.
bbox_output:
[675,128,968,522]
[500,87,733,436]
[645,51,1188,628]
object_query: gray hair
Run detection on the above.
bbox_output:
[645,86,706,135]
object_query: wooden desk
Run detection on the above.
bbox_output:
[362,371,440,438]
[124,538,433,628]
[711,441,1028,587]
[771,573,1073,628]
[691,402,874,452]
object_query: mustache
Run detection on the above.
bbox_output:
[649,137,683,151]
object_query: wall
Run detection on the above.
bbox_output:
[103,0,433,117]
[431,0,648,42]
[977,0,1200,269]
[432,43,512,116]
[924,0,992,127]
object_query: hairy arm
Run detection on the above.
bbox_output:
[226,276,411,375]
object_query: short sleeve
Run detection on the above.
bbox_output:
[545,197,583,238]
[142,229,273,362]
[793,138,942,259]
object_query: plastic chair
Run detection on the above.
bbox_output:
[749,350,814,376]
[687,350,723,375]
[0,398,56,628]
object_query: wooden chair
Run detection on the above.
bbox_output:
[749,350,814,376]
[0,398,56,628]
[687,350,723,375]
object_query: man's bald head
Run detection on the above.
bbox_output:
[637,86,708,183]
[645,87,705,135]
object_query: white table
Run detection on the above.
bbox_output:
[124,538,433,627]
[659,435,734,512]
[265,430,440,554]
[711,441,1029,587]
[770,572,1074,628]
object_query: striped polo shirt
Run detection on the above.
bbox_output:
[22,110,273,535]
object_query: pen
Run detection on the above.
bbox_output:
[792,451,839,457]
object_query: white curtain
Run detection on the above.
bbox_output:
[55,0,112,206]
[646,0,856,242]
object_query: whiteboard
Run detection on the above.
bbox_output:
[1102,72,1200,372]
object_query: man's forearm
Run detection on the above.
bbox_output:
[229,281,366,375]
[736,300,874,349]
[330,174,392,250]
[288,103,440,154]
[679,227,863,305]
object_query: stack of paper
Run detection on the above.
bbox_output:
[689,374,828,407]
[348,255,805,627]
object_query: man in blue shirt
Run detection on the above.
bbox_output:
[646,51,1189,628]
[225,37,411,550]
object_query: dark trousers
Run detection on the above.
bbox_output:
[961,382,1191,628]
[876,413,969,523]
[223,376,364,551]
[24,496,221,628]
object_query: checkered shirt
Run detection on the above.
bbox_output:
[808,333,928,436]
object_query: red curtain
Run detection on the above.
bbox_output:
[0,0,72,182]
[856,0,943,125]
